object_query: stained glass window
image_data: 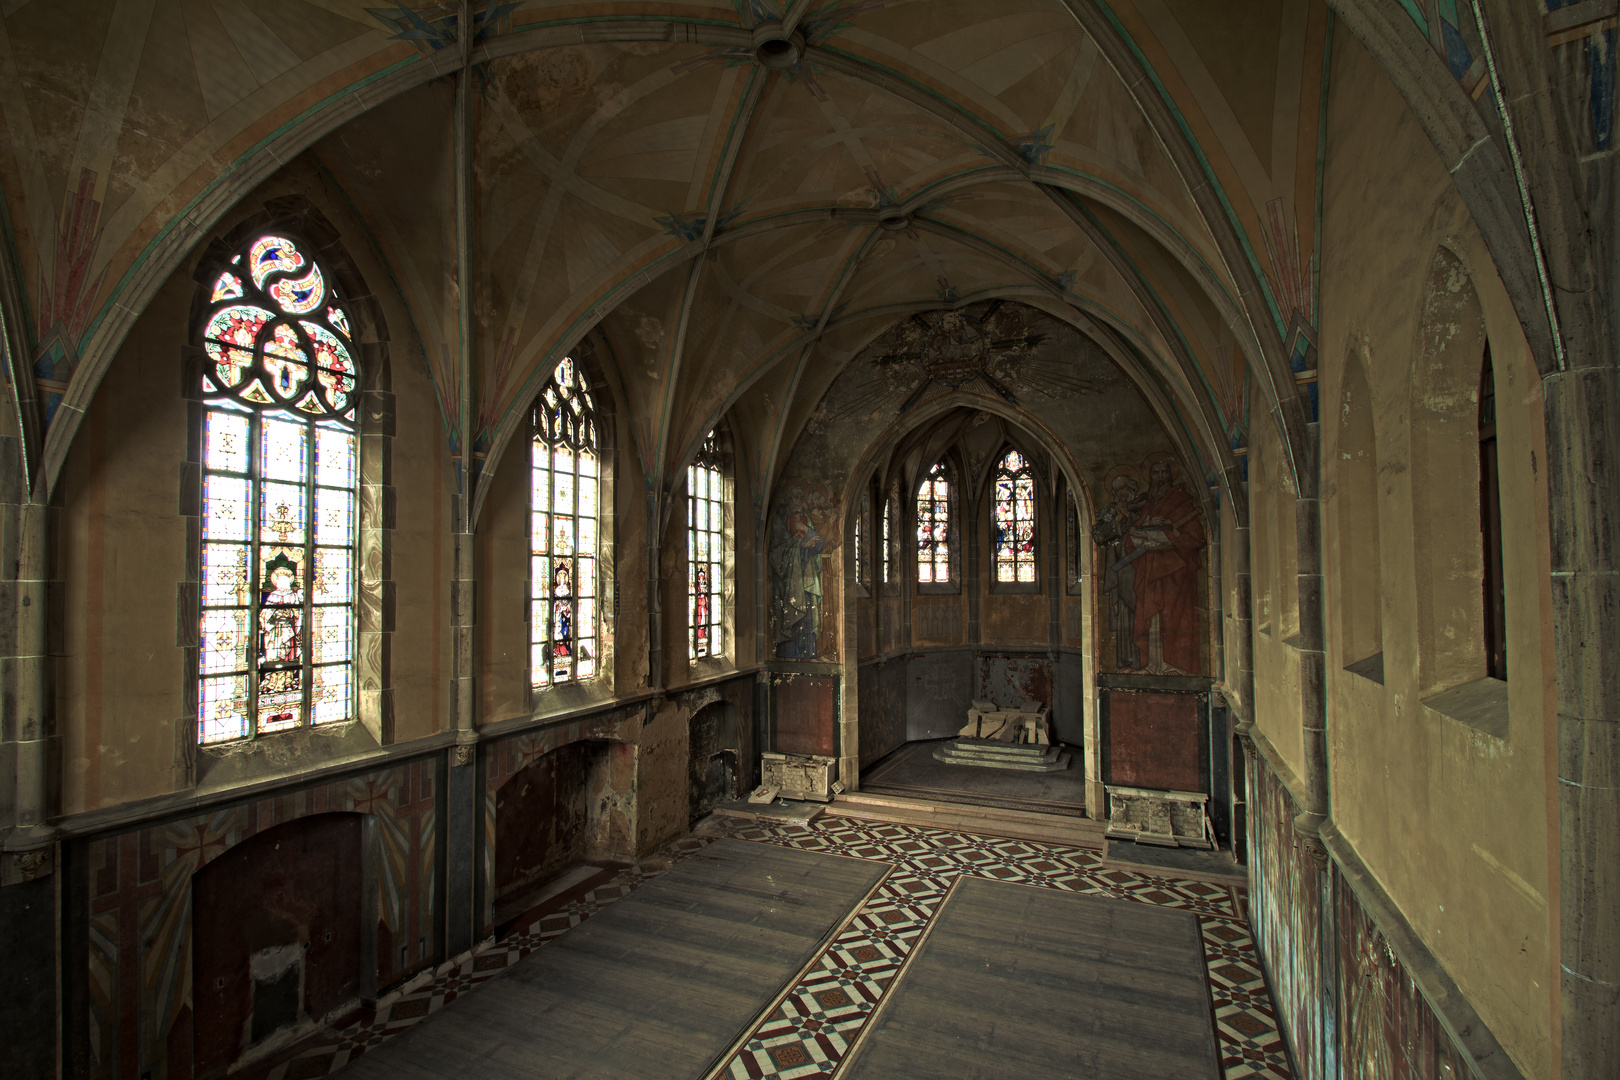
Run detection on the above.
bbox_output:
[1066,489,1083,593]
[883,485,895,584]
[855,489,870,587]
[917,462,951,584]
[993,450,1037,584]
[197,234,359,745]
[688,431,724,659]
[533,357,600,687]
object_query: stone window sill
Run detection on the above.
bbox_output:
[1421,676,1508,740]
[1345,652,1384,685]
[196,720,382,793]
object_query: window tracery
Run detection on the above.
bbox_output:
[688,431,724,659]
[992,449,1037,584]
[532,357,600,687]
[917,462,952,583]
[197,234,359,744]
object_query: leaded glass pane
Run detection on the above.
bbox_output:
[312,548,352,605]
[201,544,250,607]
[199,675,249,744]
[315,486,354,547]
[205,411,250,473]
[311,663,351,725]
[311,607,352,665]
[260,483,307,544]
[270,265,324,314]
[204,476,251,541]
[201,609,249,674]
[261,416,307,482]
[314,426,356,488]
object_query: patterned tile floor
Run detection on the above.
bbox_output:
[264,814,1294,1080]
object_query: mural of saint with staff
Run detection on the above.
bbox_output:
[770,479,836,659]
[1092,453,1206,674]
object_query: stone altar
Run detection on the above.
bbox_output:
[956,698,1053,745]
[935,699,1070,772]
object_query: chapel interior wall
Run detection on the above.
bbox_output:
[1304,30,1556,1078]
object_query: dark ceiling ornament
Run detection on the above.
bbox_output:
[875,300,1046,412]
[752,21,805,69]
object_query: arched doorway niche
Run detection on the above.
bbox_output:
[490,739,636,928]
[190,813,370,1079]
[687,701,742,826]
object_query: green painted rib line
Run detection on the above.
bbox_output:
[1089,0,1288,339]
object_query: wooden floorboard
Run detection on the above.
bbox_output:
[841,877,1220,1080]
[340,839,887,1080]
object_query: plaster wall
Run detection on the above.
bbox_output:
[1246,409,1305,783]
[1312,33,1555,1078]
[54,165,449,813]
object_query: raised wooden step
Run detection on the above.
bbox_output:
[825,791,1106,851]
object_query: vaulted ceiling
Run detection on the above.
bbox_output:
[0,0,1339,517]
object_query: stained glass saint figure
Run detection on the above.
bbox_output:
[992,450,1038,584]
[917,462,952,583]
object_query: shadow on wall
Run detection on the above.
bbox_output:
[190,813,364,1079]
[689,701,741,825]
[493,740,631,914]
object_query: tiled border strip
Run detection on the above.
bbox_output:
[698,815,1293,1080]
[267,816,1292,1080]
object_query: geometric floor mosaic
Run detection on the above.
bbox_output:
[266,814,1293,1080]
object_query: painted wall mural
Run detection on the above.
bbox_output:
[1093,452,1208,674]
[770,477,839,661]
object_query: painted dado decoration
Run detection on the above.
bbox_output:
[80,760,437,1080]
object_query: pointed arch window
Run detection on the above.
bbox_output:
[532,358,600,687]
[992,449,1037,585]
[688,431,724,659]
[197,234,360,744]
[917,462,952,583]
[855,487,871,589]
[883,484,895,585]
